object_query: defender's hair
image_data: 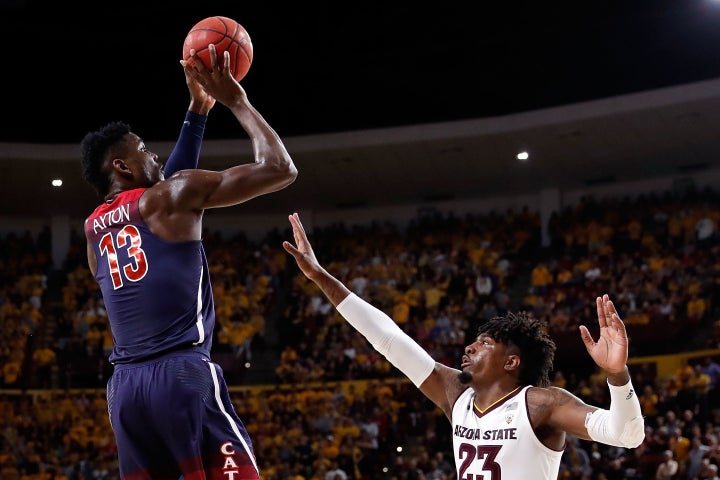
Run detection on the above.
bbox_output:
[477,311,556,387]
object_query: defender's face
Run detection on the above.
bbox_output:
[460,334,502,382]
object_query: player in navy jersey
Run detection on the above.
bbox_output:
[283,212,645,480]
[80,45,297,480]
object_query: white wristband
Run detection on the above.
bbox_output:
[336,293,435,387]
[585,377,645,448]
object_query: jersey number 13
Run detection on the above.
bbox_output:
[99,225,148,289]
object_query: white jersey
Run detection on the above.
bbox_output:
[451,385,563,480]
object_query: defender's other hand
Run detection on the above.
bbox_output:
[579,294,630,374]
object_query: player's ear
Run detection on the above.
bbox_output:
[112,158,132,175]
[504,355,520,372]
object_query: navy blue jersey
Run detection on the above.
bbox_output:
[85,188,215,364]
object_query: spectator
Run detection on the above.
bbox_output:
[702,462,720,480]
[560,435,593,480]
[325,460,348,480]
[686,436,712,480]
[701,356,720,404]
[654,449,678,480]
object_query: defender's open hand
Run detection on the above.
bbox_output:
[283,213,323,281]
[579,294,630,374]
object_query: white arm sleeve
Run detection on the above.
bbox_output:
[336,292,436,387]
[585,377,645,448]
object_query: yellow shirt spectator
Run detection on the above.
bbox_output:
[2,361,20,385]
[530,263,553,291]
[686,295,706,322]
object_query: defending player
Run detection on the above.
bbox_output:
[282,212,645,480]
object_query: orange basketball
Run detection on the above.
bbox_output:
[182,16,253,82]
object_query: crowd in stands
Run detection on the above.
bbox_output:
[525,192,720,361]
[1,186,720,479]
[276,207,535,384]
[0,228,51,391]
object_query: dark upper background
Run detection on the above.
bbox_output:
[2,1,720,143]
[2,1,720,221]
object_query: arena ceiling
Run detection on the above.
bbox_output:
[2,77,720,220]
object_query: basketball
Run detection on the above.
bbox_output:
[182,16,253,82]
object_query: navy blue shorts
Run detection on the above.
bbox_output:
[107,351,259,480]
